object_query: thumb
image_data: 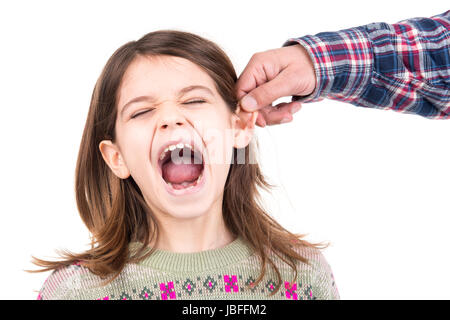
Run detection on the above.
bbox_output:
[240,71,295,112]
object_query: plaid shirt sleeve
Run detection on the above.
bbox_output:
[282,11,450,119]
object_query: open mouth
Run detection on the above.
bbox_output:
[157,143,205,193]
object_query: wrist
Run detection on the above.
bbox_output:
[282,39,322,103]
[284,26,374,103]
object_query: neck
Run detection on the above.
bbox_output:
[148,207,235,253]
[155,219,235,253]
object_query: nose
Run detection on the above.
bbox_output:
[157,104,186,131]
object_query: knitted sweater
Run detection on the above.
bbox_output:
[37,236,339,300]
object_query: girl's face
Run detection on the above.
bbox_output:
[99,55,256,221]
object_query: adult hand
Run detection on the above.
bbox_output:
[235,44,316,127]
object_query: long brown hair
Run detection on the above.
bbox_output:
[28,29,326,297]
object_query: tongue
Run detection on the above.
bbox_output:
[162,160,203,184]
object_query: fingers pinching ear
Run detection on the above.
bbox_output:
[236,102,258,129]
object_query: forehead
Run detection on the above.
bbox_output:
[118,55,217,105]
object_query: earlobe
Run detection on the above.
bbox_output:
[233,110,258,149]
[98,140,131,179]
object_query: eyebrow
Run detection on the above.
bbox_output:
[120,85,215,118]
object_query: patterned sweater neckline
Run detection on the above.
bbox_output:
[129,236,255,272]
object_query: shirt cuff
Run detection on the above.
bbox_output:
[282,26,373,104]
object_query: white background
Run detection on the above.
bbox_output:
[1,0,449,299]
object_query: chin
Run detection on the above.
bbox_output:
[161,200,213,219]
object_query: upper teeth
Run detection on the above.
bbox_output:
[160,143,194,161]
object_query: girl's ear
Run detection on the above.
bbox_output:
[98,140,131,179]
[232,106,258,149]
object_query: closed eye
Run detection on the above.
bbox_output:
[131,108,154,119]
[185,100,206,104]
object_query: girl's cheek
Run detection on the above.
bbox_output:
[203,128,234,165]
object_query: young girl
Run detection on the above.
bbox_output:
[30,30,339,300]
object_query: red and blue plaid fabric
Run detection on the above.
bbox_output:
[283,11,450,119]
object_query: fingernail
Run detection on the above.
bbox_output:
[290,103,301,114]
[241,95,258,111]
[260,118,266,127]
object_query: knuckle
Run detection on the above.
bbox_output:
[251,51,265,62]
[251,51,261,59]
